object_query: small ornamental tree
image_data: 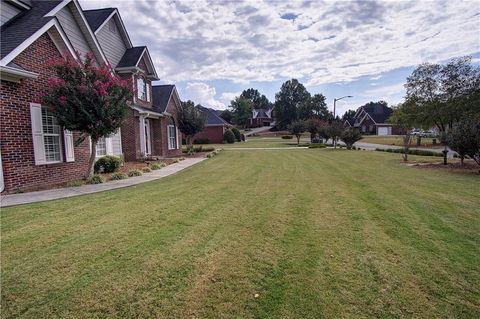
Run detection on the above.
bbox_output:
[288,120,306,145]
[42,52,133,178]
[305,118,326,142]
[326,121,344,148]
[176,101,206,154]
[340,129,362,150]
[389,104,414,162]
[446,118,480,166]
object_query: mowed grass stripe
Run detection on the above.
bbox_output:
[1,150,479,318]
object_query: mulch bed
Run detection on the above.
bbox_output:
[406,160,480,175]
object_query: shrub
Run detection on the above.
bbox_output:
[223,129,235,144]
[193,138,210,144]
[110,172,128,180]
[94,155,123,173]
[308,144,326,149]
[128,169,142,177]
[282,135,293,139]
[207,153,215,158]
[142,167,152,173]
[86,174,105,184]
[231,127,242,141]
[151,163,163,170]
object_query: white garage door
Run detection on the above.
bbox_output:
[378,127,390,135]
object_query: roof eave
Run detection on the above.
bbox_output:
[0,65,39,83]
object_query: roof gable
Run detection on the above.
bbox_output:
[199,106,229,126]
[84,7,132,48]
[152,85,175,113]
[116,46,158,79]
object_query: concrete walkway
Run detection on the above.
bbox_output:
[226,146,309,150]
[244,125,274,137]
[0,158,206,208]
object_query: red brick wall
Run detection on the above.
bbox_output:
[120,109,141,161]
[193,126,226,144]
[0,34,91,193]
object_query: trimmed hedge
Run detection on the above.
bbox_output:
[376,148,443,157]
[193,138,210,144]
[223,129,235,144]
[183,146,215,153]
[142,167,152,173]
[308,144,326,149]
[231,127,242,142]
[94,155,123,173]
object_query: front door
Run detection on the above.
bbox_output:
[144,119,152,155]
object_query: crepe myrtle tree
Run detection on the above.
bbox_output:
[288,120,306,145]
[340,129,362,150]
[176,101,206,155]
[42,52,133,178]
[446,117,480,166]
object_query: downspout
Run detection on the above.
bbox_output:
[0,147,4,192]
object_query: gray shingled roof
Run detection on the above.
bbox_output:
[361,103,392,123]
[152,85,175,113]
[0,1,61,60]
[83,8,116,32]
[198,106,229,126]
[116,46,145,68]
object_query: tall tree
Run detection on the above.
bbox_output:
[342,109,356,124]
[43,53,133,178]
[298,93,331,120]
[230,96,253,128]
[240,88,271,109]
[176,101,206,154]
[274,79,311,129]
[220,109,233,123]
[404,56,480,134]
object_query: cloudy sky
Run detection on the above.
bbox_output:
[81,0,480,115]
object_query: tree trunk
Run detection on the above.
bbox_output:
[296,135,300,145]
[87,139,97,179]
[460,156,464,166]
[186,136,193,155]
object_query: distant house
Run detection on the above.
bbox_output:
[250,107,274,127]
[345,102,402,135]
[191,107,231,144]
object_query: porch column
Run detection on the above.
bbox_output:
[139,115,146,156]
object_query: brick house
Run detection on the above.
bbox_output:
[344,102,403,135]
[0,0,181,193]
[250,107,274,128]
[190,107,231,144]
[84,8,182,161]
[0,0,112,193]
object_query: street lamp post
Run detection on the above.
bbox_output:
[333,95,353,148]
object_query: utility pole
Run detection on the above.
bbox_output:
[333,95,353,148]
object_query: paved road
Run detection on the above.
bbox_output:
[1,158,206,207]
[244,125,274,137]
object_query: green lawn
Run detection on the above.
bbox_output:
[2,150,479,318]
[361,135,438,147]
[210,136,311,149]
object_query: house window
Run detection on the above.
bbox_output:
[41,107,62,162]
[167,123,177,150]
[96,137,107,156]
[137,77,146,100]
[108,20,116,33]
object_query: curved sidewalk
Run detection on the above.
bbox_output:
[0,158,206,208]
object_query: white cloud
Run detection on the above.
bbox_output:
[363,82,406,104]
[80,0,479,87]
[183,82,226,109]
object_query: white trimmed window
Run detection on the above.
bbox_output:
[167,124,177,150]
[30,103,74,165]
[137,77,146,100]
[41,107,62,162]
[96,137,107,157]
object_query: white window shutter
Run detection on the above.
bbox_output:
[63,130,75,162]
[106,137,113,155]
[30,103,46,165]
[176,127,180,149]
[146,84,150,102]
